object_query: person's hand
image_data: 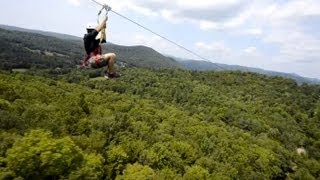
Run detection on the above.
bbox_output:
[102,15,108,22]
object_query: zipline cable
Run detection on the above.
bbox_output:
[90,0,225,70]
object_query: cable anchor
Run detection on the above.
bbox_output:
[98,4,111,16]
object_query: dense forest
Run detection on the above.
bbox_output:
[0,26,320,179]
[0,68,319,179]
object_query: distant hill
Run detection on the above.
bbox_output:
[0,24,81,41]
[0,28,82,69]
[0,25,182,68]
[106,44,182,69]
[0,25,182,69]
[1,24,318,84]
[176,59,320,85]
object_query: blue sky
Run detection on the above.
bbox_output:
[0,0,319,79]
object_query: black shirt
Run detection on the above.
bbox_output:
[83,30,100,55]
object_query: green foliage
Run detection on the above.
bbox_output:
[0,28,82,69]
[0,132,20,157]
[106,145,129,178]
[183,165,210,180]
[289,168,315,180]
[5,130,83,179]
[0,129,105,179]
[0,68,319,179]
[69,153,104,180]
[116,163,155,180]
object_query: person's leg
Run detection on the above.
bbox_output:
[100,53,120,78]
[101,53,116,73]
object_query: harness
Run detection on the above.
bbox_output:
[81,45,102,67]
[97,5,110,44]
[81,4,111,68]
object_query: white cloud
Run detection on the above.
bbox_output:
[176,0,241,9]
[96,0,320,32]
[97,0,251,30]
[129,4,158,17]
[160,9,185,24]
[199,10,249,31]
[195,42,230,52]
[194,41,234,62]
[134,34,161,46]
[264,30,320,63]
[68,0,81,6]
[244,46,257,54]
[104,0,320,78]
[244,28,263,36]
[255,1,320,65]
[268,0,320,20]
[194,41,266,65]
[199,21,219,31]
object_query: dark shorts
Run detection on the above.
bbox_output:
[88,55,108,68]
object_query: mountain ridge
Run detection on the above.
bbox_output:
[0,24,81,41]
[0,25,182,69]
[175,58,320,85]
[0,24,318,84]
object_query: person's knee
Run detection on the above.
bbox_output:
[110,53,116,59]
[103,53,116,61]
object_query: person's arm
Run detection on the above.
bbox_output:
[95,16,108,32]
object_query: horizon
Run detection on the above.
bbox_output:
[0,0,319,79]
[0,23,319,81]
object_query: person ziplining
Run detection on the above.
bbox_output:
[85,0,224,71]
[81,5,120,79]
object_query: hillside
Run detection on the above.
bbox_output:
[0,68,319,179]
[0,26,182,69]
[177,59,320,85]
[0,28,83,69]
[0,24,81,41]
[1,25,318,84]
[106,44,182,69]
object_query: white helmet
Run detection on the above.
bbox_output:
[86,23,97,30]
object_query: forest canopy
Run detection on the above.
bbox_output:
[0,68,319,179]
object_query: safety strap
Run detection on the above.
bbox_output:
[97,5,110,45]
[100,27,106,45]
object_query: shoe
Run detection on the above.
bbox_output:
[106,72,121,79]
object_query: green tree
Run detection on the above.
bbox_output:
[183,165,210,180]
[69,153,104,180]
[5,130,83,179]
[116,163,155,180]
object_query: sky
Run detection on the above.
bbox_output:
[0,0,319,79]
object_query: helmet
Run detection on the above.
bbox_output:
[86,23,97,30]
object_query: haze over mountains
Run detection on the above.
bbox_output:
[0,24,319,84]
[176,59,320,85]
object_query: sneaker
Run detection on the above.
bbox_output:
[106,72,121,79]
